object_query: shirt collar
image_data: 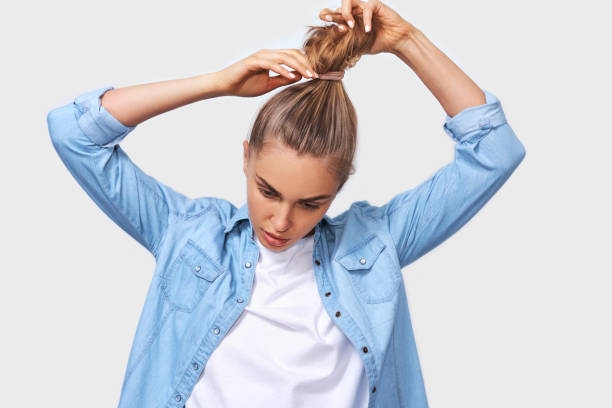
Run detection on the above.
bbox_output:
[223,202,250,234]
[223,202,341,234]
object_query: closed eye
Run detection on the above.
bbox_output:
[258,188,320,211]
[302,203,320,211]
[259,188,275,198]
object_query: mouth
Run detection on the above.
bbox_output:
[262,229,289,246]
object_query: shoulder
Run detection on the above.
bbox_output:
[342,199,387,223]
[326,199,390,250]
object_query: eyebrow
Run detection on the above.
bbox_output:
[256,174,333,202]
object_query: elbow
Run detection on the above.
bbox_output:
[497,137,526,177]
[47,105,68,146]
[47,104,79,159]
[509,138,526,170]
[490,121,526,175]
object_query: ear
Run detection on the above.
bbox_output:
[242,140,249,176]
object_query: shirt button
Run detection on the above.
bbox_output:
[372,386,376,393]
[195,265,201,272]
[193,362,199,370]
[175,394,182,402]
[237,298,244,303]
[245,261,252,268]
[335,311,341,317]
[315,260,321,265]
[362,346,368,353]
[359,258,366,265]
[325,292,331,297]
[213,327,220,335]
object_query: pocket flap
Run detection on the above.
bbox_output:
[336,234,386,271]
[180,239,225,282]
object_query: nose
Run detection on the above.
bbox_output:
[271,203,292,233]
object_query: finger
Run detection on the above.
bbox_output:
[319,8,335,21]
[269,62,302,81]
[277,51,309,78]
[256,52,301,80]
[340,0,355,29]
[362,3,373,32]
[319,10,340,23]
[320,6,361,23]
[282,49,318,78]
[262,49,315,79]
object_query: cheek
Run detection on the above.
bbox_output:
[248,190,270,221]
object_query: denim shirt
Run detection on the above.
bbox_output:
[47,85,526,408]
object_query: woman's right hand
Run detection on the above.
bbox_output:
[217,49,319,97]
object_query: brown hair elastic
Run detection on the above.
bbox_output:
[316,71,345,80]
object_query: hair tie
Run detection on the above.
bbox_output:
[317,70,345,80]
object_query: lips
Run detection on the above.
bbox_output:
[266,231,286,240]
[262,230,289,246]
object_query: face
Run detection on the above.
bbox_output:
[243,139,339,252]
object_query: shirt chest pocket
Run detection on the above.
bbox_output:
[336,234,401,304]
[160,239,225,312]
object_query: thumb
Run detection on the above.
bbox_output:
[268,71,302,90]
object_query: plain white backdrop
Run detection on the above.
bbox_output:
[2,0,610,406]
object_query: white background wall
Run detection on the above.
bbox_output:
[2,0,610,406]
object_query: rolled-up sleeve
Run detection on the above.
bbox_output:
[381,89,526,268]
[47,86,193,258]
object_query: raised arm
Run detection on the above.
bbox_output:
[46,73,228,258]
[384,23,526,267]
[98,73,229,127]
[47,51,318,258]
[323,1,526,268]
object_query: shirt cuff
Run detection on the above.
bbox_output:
[442,89,508,143]
[73,85,137,147]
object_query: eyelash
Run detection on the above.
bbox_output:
[258,188,320,211]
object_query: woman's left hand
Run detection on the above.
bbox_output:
[318,0,415,55]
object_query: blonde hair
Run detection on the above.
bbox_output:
[247,16,375,194]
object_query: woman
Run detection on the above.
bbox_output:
[47,0,526,407]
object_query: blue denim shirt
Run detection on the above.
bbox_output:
[47,85,525,408]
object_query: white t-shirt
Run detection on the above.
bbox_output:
[186,231,369,408]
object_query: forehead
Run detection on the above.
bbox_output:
[252,140,338,198]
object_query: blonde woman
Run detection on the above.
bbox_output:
[47,0,525,406]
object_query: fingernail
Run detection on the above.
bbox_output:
[348,20,354,29]
[365,24,370,32]
[325,15,332,21]
[289,73,295,79]
[306,70,312,78]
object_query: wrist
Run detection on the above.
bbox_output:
[193,71,231,99]
[390,24,424,62]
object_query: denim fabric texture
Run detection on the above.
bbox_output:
[47,85,526,408]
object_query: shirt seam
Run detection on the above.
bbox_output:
[132,174,173,258]
[86,150,163,256]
